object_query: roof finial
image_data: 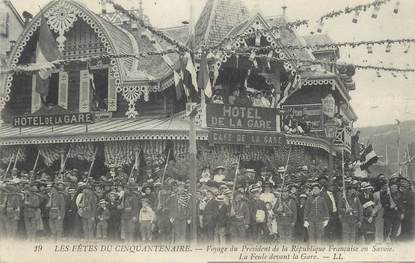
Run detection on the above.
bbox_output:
[139,0,143,19]
[282,5,287,17]
[100,0,107,14]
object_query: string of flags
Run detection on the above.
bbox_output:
[218,38,414,53]
[106,0,191,53]
[0,50,179,74]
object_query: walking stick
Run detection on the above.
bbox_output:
[231,155,241,193]
[129,149,141,180]
[161,149,171,185]
[341,148,351,212]
[3,153,15,179]
[87,148,98,179]
[281,145,292,189]
[32,151,40,174]
[12,148,21,170]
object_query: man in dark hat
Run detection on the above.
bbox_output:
[398,177,415,241]
[155,184,172,242]
[338,183,363,243]
[5,180,22,238]
[214,195,228,245]
[229,190,250,242]
[274,187,297,242]
[321,182,341,242]
[78,184,97,240]
[380,179,403,242]
[0,183,8,239]
[142,184,156,209]
[304,183,329,243]
[107,191,121,240]
[48,182,66,240]
[23,183,41,240]
[247,184,268,241]
[168,182,191,243]
[120,182,140,241]
[201,188,218,242]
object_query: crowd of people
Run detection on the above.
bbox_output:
[0,164,413,244]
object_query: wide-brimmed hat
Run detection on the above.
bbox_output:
[99,199,108,205]
[361,182,373,190]
[311,183,321,189]
[277,166,286,173]
[126,182,138,189]
[249,184,262,194]
[299,193,308,199]
[216,195,226,202]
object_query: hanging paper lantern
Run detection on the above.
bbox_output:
[404,44,410,54]
[403,73,408,79]
[391,72,397,78]
[316,19,324,33]
[376,71,381,78]
[371,4,380,19]
[394,1,400,14]
[367,44,373,54]
[385,43,392,53]
[352,11,360,23]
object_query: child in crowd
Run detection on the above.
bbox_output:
[96,199,110,239]
[139,199,156,241]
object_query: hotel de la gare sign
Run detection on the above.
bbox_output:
[206,104,286,147]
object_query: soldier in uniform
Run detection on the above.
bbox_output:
[169,182,191,243]
[274,187,297,242]
[47,182,66,240]
[0,182,7,239]
[120,182,140,242]
[78,184,97,240]
[229,190,250,242]
[5,180,22,238]
[23,183,41,240]
[304,183,329,243]
[338,183,363,243]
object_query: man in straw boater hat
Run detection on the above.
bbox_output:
[78,183,97,240]
[247,183,268,241]
[96,199,110,240]
[47,181,66,240]
[304,182,329,243]
[338,180,363,243]
[200,186,218,242]
[120,181,140,242]
[168,181,191,243]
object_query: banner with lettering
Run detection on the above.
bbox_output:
[206,104,279,131]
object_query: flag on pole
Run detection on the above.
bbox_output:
[173,68,184,100]
[278,73,301,106]
[183,52,198,92]
[36,15,60,97]
[198,51,212,98]
[360,144,379,170]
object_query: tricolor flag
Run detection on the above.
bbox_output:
[360,144,379,171]
[36,15,60,98]
[197,51,212,98]
[278,73,301,106]
[183,52,198,92]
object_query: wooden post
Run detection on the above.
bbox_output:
[189,112,198,244]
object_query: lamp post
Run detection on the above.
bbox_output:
[325,119,338,181]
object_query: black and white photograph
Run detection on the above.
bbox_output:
[0,0,414,262]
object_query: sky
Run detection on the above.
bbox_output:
[11,0,415,127]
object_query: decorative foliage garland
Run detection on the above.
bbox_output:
[67,143,97,162]
[0,146,26,165]
[38,144,66,166]
[104,141,138,168]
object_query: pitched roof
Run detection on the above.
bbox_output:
[5,0,24,26]
[194,0,250,48]
[302,34,339,53]
[265,15,315,61]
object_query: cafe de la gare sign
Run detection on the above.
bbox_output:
[206,104,278,131]
[208,129,286,147]
[13,113,94,127]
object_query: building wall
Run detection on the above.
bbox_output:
[0,0,23,64]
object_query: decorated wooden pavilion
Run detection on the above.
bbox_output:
[0,0,357,179]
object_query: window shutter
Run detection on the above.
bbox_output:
[31,74,41,113]
[107,70,117,111]
[58,71,68,109]
[79,69,90,113]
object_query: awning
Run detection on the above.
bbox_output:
[0,116,209,146]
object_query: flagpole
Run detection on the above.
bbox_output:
[396,120,401,174]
